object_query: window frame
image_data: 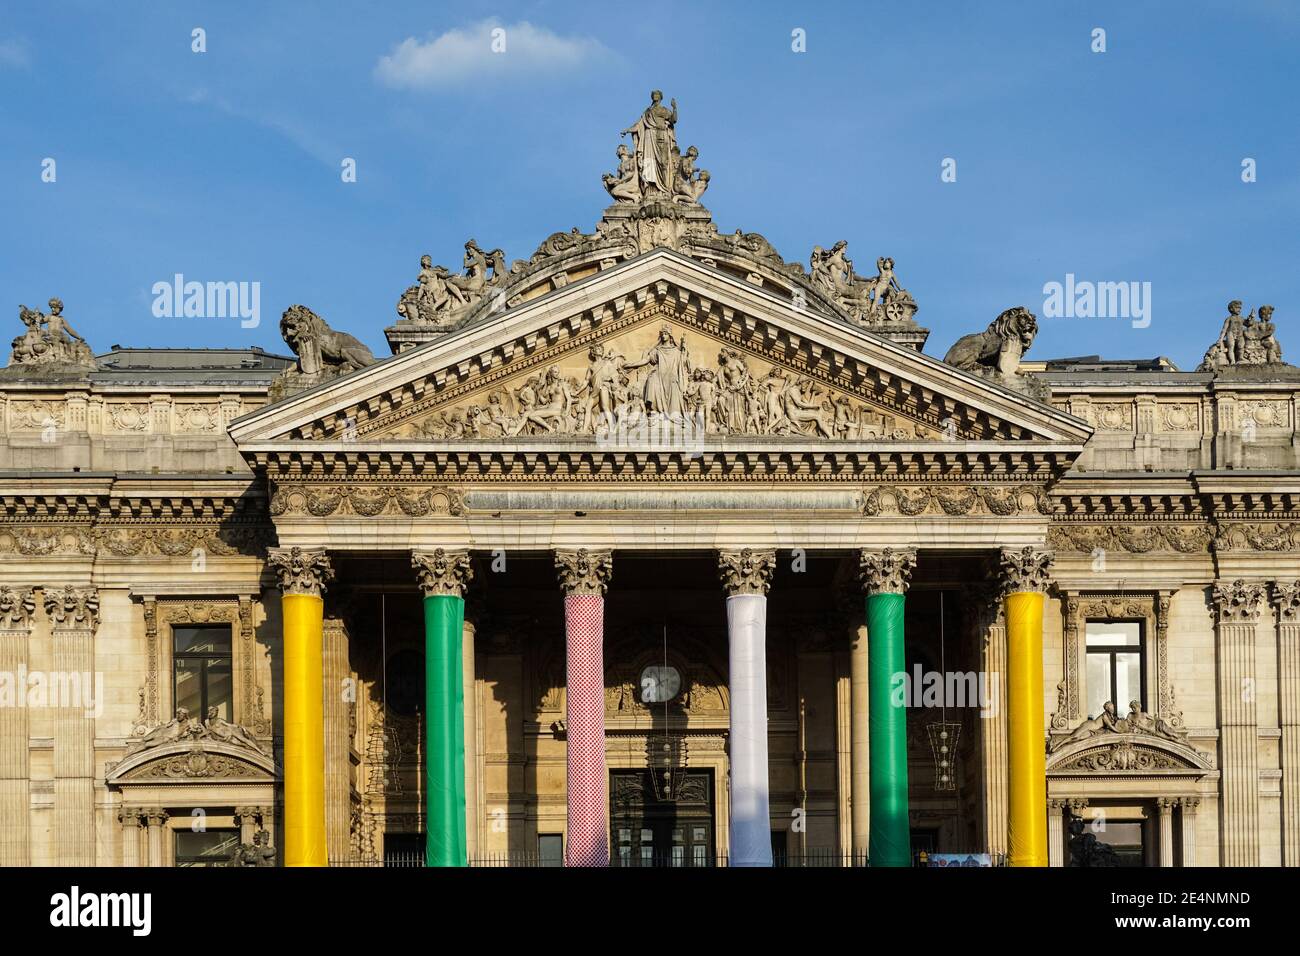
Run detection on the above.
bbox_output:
[171,623,234,722]
[1083,618,1147,718]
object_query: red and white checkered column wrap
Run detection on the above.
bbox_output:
[564,593,608,866]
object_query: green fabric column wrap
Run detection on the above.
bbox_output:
[424,593,467,867]
[867,591,910,867]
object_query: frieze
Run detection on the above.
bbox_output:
[1212,521,1300,553]
[1048,523,1213,554]
[862,484,1051,517]
[269,484,463,518]
[157,602,240,625]
[0,527,95,556]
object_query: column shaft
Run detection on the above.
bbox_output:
[1180,799,1199,867]
[1047,802,1064,867]
[727,593,772,867]
[0,620,32,866]
[463,617,479,862]
[52,624,95,866]
[282,593,328,866]
[1274,598,1300,867]
[424,594,467,867]
[849,622,870,861]
[1006,590,1047,866]
[1158,799,1175,867]
[866,592,909,866]
[564,593,608,866]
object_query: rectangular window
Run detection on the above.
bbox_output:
[175,828,239,867]
[173,625,233,722]
[1084,621,1144,720]
[538,834,563,868]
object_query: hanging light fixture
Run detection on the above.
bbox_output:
[929,591,961,791]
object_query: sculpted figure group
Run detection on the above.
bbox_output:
[407,325,911,441]
[1048,699,1186,753]
[9,297,95,367]
[126,705,268,757]
[604,90,709,206]
[1199,300,1285,370]
[396,239,509,328]
[809,242,917,325]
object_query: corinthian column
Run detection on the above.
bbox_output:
[555,548,613,867]
[267,547,334,867]
[0,588,36,866]
[999,547,1053,867]
[718,548,776,867]
[1274,581,1300,868]
[858,548,916,867]
[412,549,473,867]
[1212,579,1265,866]
[45,586,98,867]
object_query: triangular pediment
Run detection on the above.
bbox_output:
[230,250,1090,462]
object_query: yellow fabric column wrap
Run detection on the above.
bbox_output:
[1005,590,1046,867]
[283,593,328,867]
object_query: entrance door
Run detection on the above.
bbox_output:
[610,769,715,867]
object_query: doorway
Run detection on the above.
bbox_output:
[609,769,715,867]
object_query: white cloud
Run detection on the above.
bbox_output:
[0,38,32,69]
[375,19,612,90]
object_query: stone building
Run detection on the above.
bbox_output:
[1,95,1297,868]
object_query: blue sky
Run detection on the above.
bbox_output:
[2,0,1298,370]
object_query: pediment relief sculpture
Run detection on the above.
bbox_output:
[381,320,941,442]
[269,304,377,401]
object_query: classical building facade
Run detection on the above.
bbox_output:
[2,95,1298,868]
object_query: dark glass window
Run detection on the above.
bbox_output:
[1084,621,1145,719]
[175,828,239,867]
[538,833,563,867]
[173,626,233,721]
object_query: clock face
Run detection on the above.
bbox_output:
[639,665,682,704]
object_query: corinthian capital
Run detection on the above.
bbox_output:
[266,547,334,597]
[1212,579,1266,623]
[858,548,916,595]
[412,549,473,598]
[0,587,37,630]
[1272,580,1300,622]
[717,549,776,597]
[555,549,614,596]
[998,547,1053,595]
[43,586,99,631]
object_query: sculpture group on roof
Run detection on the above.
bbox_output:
[9,297,95,368]
[1199,300,1286,371]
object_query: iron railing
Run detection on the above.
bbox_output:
[329,850,1008,868]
